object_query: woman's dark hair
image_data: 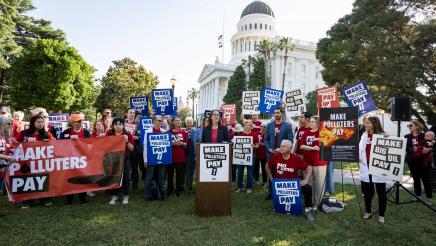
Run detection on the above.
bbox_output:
[171,116,181,129]
[367,116,384,134]
[208,109,223,128]
[107,117,126,135]
[22,115,49,139]
[202,117,209,127]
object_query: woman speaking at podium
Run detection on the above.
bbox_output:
[201,109,229,143]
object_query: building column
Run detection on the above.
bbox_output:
[215,78,220,106]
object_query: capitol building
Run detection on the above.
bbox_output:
[197,1,326,115]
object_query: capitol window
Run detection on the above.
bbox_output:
[254,23,257,29]
[245,24,247,30]
[248,41,251,51]
[301,64,306,77]
[260,23,263,29]
[249,24,252,29]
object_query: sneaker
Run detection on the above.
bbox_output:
[312,206,318,211]
[87,192,96,197]
[21,205,30,209]
[411,197,420,202]
[427,200,432,206]
[122,196,129,205]
[304,210,315,222]
[236,188,242,193]
[246,189,253,194]
[109,196,117,205]
[377,216,385,224]
[44,202,53,206]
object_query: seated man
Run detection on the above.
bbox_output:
[265,139,315,221]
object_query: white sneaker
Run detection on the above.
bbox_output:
[87,192,96,197]
[246,189,253,194]
[109,196,117,205]
[122,196,129,205]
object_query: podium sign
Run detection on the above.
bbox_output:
[196,143,232,217]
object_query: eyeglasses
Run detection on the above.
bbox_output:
[407,124,413,127]
[212,113,220,116]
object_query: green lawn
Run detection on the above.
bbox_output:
[0,184,434,245]
[334,162,411,175]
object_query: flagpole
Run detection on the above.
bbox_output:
[222,16,225,64]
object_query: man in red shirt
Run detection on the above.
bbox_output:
[266,139,315,221]
[294,112,312,156]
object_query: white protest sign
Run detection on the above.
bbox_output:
[368,134,407,182]
[199,144,230,182]
[285,89,306,118]
[242,91,260,115]
[232,136,253,166]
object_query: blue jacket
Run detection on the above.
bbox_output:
[191,127,203,153]
[264,120,293,160]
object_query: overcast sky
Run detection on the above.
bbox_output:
[31,0,354,102]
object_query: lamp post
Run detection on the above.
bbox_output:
[170,76,176,93]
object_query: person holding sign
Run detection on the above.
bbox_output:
[254,124,267,187]
[106,118,134,205]
[60,113,91,205]
[17,115,55,208]
[184,117,196,190]
[294,112,312,156]
[201,110,229,143]
[359,116,387,224]
[235,120,259,194]
[265,139,315,221]
[143,115,167,201]
[167,117,187,198]
[0,116,14,197]
[299,117,327,209]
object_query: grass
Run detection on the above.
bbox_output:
[0,183,434,245]
[334,162,411,175]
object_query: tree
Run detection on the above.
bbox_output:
[187,87,199,117]
[95,57,159,116]
[7,39,95,112]
[0,0,65,102]
[177,106,191,122]
[241,55,255,82]
[223,65,246,116]
[316,0,436,124]
[248,57,266,91]
[277,37,296,92]
[305,91,318,114]
[256,40,275,87]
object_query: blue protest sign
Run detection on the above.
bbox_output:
[139,117,153,146]
[172,97,178,116]
[146,132,172,165]
[342,81,376,116]
[258,88,284,114]
[152,89,174,115]
[130,96,148,112]
[272,178,303,216]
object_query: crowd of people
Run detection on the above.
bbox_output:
[0,103,434,224]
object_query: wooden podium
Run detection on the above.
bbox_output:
[195,143,232,217]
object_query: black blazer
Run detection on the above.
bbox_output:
[201,126,229,143]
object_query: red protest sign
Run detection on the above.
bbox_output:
[6,136,126,202]
[317,86,340,109]
[221,104,236,125]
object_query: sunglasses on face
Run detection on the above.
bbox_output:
[407,124,413,127]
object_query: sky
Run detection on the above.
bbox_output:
[30,0,355,103]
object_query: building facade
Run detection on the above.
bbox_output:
[198,1,325,116]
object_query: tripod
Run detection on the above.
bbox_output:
[385,121,436,213]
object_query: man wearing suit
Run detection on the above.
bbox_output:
[264,107,294,199]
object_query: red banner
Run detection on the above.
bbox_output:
[316,86,340,109]
[221,104,236,125]
[6,136,126,202]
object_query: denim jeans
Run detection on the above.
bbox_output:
[325,161,335,194]
[144,165,165,199]
[237,157,255,189]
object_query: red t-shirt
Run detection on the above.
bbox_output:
[366,133,373,163]
[172,128,187,163]
[299,130,326,166]
[17,131,54,142]
[256,132,267,159]
[411,135,419,147]
[211,128,218,143]
[13,121,21,139]
[152,127,161,133]
[65,128,85,139]
[274,123,282,149]
[106,131,134,157]
[268,152,309,179]
[0,137,10,179]
[295,126,311,154]
[252,120,262,134]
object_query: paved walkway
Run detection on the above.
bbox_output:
[333,169,414,189]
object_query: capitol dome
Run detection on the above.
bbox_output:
[241,1,275,18]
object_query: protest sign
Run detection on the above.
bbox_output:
[199,144,230,182]
[232,136,253,165]
[82,121,91,130]
[6,136,125,202]
[48,113,69,139]
[368,135,407,182]
[242,91,260,115]
[130,96,148,112]
[342,81,376,116]
[204,110,211,118]
[258,88,284,114]
[124,123,136,136]
[146,132,172,165]
[139,117,153,146]
[152,89,174,115]
[319,107,359,162]
[317,86,340,109]
[272,178,303,215]
[285,89,306,118]
[221,104,236,125]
